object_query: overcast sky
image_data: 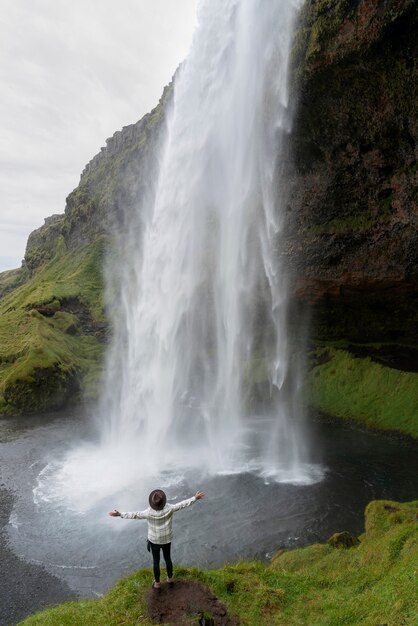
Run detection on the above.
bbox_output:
[0,0,197,272]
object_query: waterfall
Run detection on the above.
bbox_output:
[98,0,311,482]
[35,0,321,513]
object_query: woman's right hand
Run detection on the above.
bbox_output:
[195,491,205,499]
[108,510,121,516]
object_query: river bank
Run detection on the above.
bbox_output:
[0,488,75,626]
[19,499,418,626]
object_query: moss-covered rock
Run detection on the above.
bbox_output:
[364,499,418,534]
[0,75,173,416]
[0,238,108,415]
[294,0,416,73]
[328,531,360,548]
[3,364,79,412]
[24,215,65,273]
[280,1,418,438]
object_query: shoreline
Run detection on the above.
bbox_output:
[0,488,76,626]
[311,410,418,448]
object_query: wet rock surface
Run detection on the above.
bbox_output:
[328,530,360,549]
[286,0,418,344]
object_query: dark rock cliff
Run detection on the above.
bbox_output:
[286,0,417,344]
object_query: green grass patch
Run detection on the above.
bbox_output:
[306,213,380,235]
[304,199,395,235]
[0,266,28,298]
[308,348,418,437]
[19,569,154,626]
[10,235,107,320]
[19,500,418,626]
[0,237,108,413]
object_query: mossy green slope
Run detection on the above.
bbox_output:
[19,500,418,625]
[308,347,418,438]
[0,236,107,414]
[0,81,170,416]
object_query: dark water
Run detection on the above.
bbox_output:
[0,409,417,621]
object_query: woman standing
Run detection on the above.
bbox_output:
[109,489,205,589]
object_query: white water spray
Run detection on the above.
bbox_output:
[101,0,309,473]
[36,0,322,511]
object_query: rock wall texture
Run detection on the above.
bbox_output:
[285,0,417,343]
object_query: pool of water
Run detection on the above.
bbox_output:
[0,409,417,601]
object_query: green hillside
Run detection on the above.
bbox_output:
[308,346,418,438]
[0,237,107,414]
[0,84,170,416]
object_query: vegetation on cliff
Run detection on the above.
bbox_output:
[285,0,418,437]
[0,237,107,413]
[0,86,170,415]
[19,499,418,625]
[308,346,418,438]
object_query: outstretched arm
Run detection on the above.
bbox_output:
[108,509,147,519]
[170,490,205,512]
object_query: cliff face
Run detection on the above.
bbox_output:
[283,0,418,436]
[63,82,171,251]
[25,82,172,269]
[0,88,170,414]
[287,0,417,344]
[0,0,416,427]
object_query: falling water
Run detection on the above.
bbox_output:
[99,0,311,478]
[35,0,321,511]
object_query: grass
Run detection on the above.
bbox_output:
[270,500,418,625]
[19,571,154,626]
[0,236,108,413]
[308,347,418,438]
[0,70,173,416]
[305,212,386,235]
[19,499,418,626]
[0,266,28,298]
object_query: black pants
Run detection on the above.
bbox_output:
[149,541,173,583]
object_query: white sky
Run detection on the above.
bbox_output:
[0,0,197,272]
